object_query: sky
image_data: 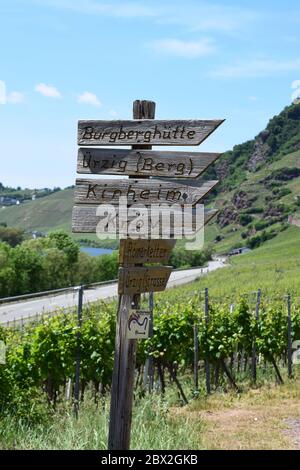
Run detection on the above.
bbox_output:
[1,0,300,188]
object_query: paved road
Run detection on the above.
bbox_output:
[0,260,226,324]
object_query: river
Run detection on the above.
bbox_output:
[80,247,114,257]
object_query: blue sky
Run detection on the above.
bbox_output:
[1,0,300,188]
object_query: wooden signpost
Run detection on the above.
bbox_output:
[78,119,224,146]
[77,148,220,178]
[119,239,175,265]
[72,99,224,450]
[118,266,172,295]
[72,205,218,234]
[74,177,218,206]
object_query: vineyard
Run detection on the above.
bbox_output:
[1,287,300,425]
[1,227,300,449]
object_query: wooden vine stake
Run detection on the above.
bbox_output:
[251,288,261,383]
[204,287,211,394]
[287,293,293,378]
[108,100,155,450]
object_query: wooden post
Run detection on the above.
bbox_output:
[194,323,199,393]
[251,289,261,383]
[204,288,211,394]
[73,285,83,418]
[108,100,156,450]
[287,294,293,378]
[144,292,154,392]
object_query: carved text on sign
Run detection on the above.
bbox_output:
[119,239,176,265]
[74,178,218,206]
[78,119,224,146]
[118,266,172,294]
[77,148,220,178]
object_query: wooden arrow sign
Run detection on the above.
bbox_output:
[118,266,172,294]
[74,178,218,206]
[77,148,221,179]
[119,239,176,265]
[78,119,224,146]
[72,205,217,234]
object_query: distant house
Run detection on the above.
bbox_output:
[0,196,19,206]
[31,231,45,239]
[228,247,252,256]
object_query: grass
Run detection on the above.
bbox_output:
[1,372,300,450]
[183,376,300,450]
[159,225,300,302]
[0,391,204,450]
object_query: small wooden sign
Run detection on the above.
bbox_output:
[77,148,220,179]
[119,239,176,265]
[74,178,218,207]
[127,310,151,339]
[72,205,217,234]
[78,119,224,146]
[118,266,172,294]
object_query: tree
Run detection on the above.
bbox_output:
[0,242,16,297]
[0,226,24,247]
[48,231,79,266]
[40,248,71,290]
[12,245,44,294]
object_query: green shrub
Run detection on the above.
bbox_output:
[239,214,253,226]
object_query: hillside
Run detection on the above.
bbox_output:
[1,102,300,252]
[204,102,300,253]
[0,188,74,233]
[204,147,300,253]
[162,225,300,299]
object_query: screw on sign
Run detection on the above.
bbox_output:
[71,99,224,450]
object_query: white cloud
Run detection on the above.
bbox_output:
[30,1,258,34]
[35,83,62,98]
[78,91,101,107]
[211,58,300,78]
[158,3,258,34]
[0,81,24,104]
[7,91,24,103]
[109,109,118,117]
[33,0,158,18]
[150,38,216,58]
[291,79,300,89]
[249,96,258,101]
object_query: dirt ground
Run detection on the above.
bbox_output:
[174,381,300,450]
